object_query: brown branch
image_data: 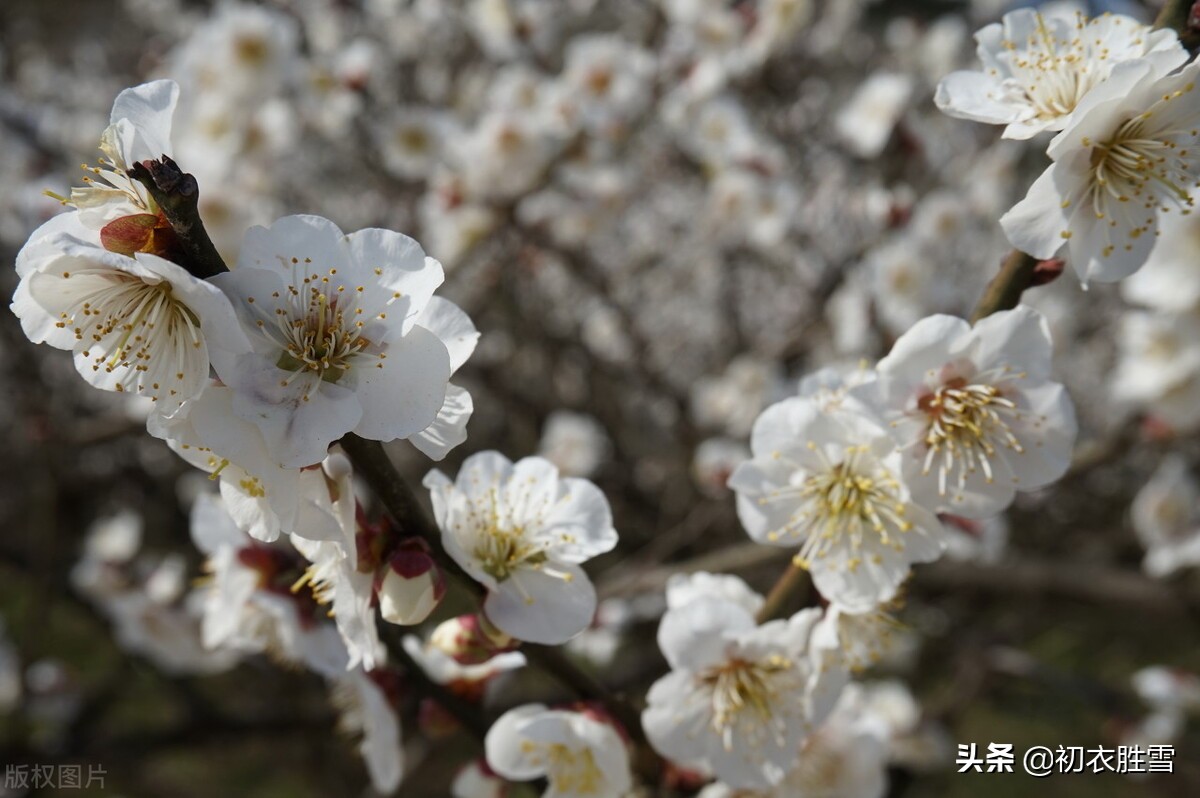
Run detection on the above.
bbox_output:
[969,249,1040,323]
[128,156,228,279]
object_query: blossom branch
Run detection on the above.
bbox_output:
[128,156,228,279]
[338,434,650,743]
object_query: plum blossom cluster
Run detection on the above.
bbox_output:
[9,78,623,794]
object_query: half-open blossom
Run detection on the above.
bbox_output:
[867,308,1076,518]
[729,397,946,612]
[1000,57,1200,283]
[643,596,846,789]
[425,452,618,645]
[208,214,477,467]
[935,9,1184,140]
[45,80,179,232]
[486,704,633,798]
[13,215,242,414]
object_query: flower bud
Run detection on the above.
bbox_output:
[377,539,445,626]
[429,614,514,666]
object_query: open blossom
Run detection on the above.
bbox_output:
[1000,57,1200,284]
[935,9,1184,140]
[729,397,946,612]
[867,308,1077,518]
[486,704,633,798]
[643,593,847,789]
[12,214,242,414]
[425,452,618,645]
[208,215,478,468]
[697,683,890,798]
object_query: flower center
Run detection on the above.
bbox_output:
[472,524,549,583]
[1008,13,1101,121]
[522,742,605,795]
[250,268,380,393]
[1086,102,1197,256]
[919,376,1024,497]
[760,445,912,570]
[699,655,793,748]
[57,270,202,399]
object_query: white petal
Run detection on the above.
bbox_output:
[407,383,474,460]
[355,323,452,442]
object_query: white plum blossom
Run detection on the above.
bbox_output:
[1131,456,1200,578]
[12,213,243,414]
[556,34,655,137]
[486,704,633,798]
[537,410,612,478]
[696,683,890,798]
[868,308,1077,518]
[643,595,847,789]
[208,215,478,468]
[1000,57,1200,284]
[1111,309,1200,431]
[935,9,1185,140]
[835,72,914,158]
[425,452,618,645]
[729,397,947,612]
[376,107,458,180]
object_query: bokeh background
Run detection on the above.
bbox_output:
[1,0,1199,795]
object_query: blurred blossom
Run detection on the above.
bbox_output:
[538,410,612,478]
[1131,456,1200,579]
[835,72,914,159]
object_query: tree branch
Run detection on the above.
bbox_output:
[128,156,228,279]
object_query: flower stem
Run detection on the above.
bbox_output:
[755,560,811,623]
